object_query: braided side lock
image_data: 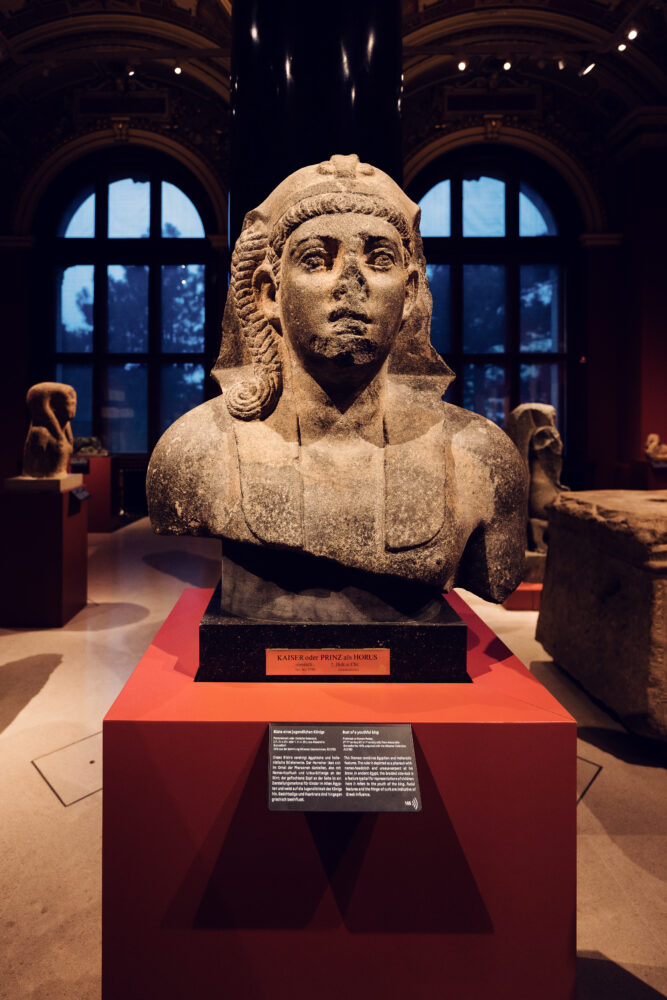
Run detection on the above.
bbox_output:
[225,226,283,421]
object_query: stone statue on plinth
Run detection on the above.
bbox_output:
[147,155,527,679]
[645,433,667,470]
[3,382,83,493]
[506,402,568,559]
[23,382,77,478]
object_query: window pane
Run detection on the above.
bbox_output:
[55,363,93,438]
[426,264,451,354]
[418,180,451,237]
[520,362,560,414]
[463,176,505,237]
[108,177,150,238]
[60,189,95,238]
[160,363,205,433]
[519,183,558,236]
[463,265,506,352]
[108,265,149,352]
[102,363,147,452]
[162,182,205,238]
[56,265,94,352]
[520,265,560,352]
[463,363,508,426]
[161,264,205,352]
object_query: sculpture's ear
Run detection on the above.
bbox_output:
[402,266,418,322]
[252,264,281,333]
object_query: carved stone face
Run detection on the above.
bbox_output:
[274,213,416,386]
[53,388,77,425]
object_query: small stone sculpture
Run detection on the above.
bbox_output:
[22,382,77,478]
[645,433,667,469]
[147,155,527,619]
[73,436,109,457]
[506,402,568,553]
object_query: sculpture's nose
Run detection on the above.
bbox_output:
[332,252,369,301]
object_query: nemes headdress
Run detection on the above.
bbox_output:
[212,154,454,420]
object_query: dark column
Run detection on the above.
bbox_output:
[230,0,402,245]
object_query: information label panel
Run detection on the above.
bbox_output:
[268,723,421,812]
[266,648,390,676]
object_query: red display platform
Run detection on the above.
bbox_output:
[503,581,543,610]
[103,590,576,1000]
[0,487,87,626]
[80,456,114,532]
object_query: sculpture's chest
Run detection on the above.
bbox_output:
[232,421,465,587]
[300,439,383,560]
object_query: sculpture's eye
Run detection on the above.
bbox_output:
[367,248,396,270]
[300,250,329,272]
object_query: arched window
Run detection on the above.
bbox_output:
[413,150,578,437]
[48,156,216,455]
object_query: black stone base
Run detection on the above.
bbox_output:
[196,582,469,683]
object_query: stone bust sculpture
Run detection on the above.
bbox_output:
[506,402,567,553]
[147,155,527,619]
[22,382,77,478]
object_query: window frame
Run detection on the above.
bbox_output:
[409,148,584,459]
[37,150,221,458]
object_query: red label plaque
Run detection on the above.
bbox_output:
[266,648,390,676]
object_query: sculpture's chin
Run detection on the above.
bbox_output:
[305,333,386,370]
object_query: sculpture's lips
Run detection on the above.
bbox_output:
[328,308,371,329]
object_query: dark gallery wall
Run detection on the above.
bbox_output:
[0,0,665,494]
[584,145,667,488]
[0,245,32,480]
[623,149,667,475]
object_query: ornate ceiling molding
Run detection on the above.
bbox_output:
[404,124,605,232]
[2,14,231,101]
[12,128,227,236]
[6,13,225,50]
[402,8,667,101]
[608,105,667,157]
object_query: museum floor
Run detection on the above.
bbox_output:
[0,517,665,1000]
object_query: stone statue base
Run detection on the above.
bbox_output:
[197,582,469,682]
[195,541,469,683]
[4,473,83,492]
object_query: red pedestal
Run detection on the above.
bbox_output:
[103,590,576,1000]
[503,581,543,610]
[0,487,87,626]
[81,456,114,532]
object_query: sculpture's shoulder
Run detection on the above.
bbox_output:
[441,404,528,602]
[384,379,526,510]
[445,403,527,513]
[147,396,243,536]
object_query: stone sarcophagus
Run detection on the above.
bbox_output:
[537,489,667,739]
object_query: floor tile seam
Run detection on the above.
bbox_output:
[32,730,102,762]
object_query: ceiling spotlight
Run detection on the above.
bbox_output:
[126,65,135,77]
[579,61,596,77]
[627,28,638,41]
[503,60,512,71]
[557,59,566,71]
[457,60,467,72]
[617,43,627,52]
[174,64,182,75]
